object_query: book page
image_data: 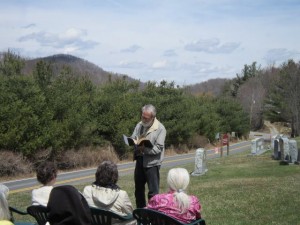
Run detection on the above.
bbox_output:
[138,138,153,148]
[123,134,137,146]
[123,134,130,146]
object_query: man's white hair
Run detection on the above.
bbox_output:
[142,104,157,117]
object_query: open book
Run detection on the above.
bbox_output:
[123,134,153,148]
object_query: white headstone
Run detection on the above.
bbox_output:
[282,137,290,159]
[251,138,264,154]
[251,139,257,154]
[191,148,208,176]
[288,140,298,163]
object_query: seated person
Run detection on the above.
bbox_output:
[47,185,91,225]
[32,161,57,206]
[147,168,202,224]
[0,184,13,225]
[83,160,135,225]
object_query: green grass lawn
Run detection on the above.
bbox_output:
[9,150,300,225]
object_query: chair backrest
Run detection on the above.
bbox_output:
[90,207,133,225]
[27,205,49,225]
[133,208,206,225]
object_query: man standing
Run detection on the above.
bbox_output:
[131,104,166,208]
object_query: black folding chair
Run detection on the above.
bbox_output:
[133,208,206,225]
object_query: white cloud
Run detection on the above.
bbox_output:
[22,23,36,29]
[118,60,146,69]
[184,38,240,54]
[264,48,300,64]
[152,60,168,69]
[121,45,142,53]
[163,49,177,57]
[59,28,87,42]
[18,28,98,53]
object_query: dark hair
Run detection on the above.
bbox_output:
[94,161,119,189]
[36,161,57,185]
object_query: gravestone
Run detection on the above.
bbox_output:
[282,137,290,160]
[279,138,284,160]
[271,134,281,150]
[273,139,280,160]
[191,148,208,176]
[251,137,264,155]
[288,140,298,163]
[231,132,235,137]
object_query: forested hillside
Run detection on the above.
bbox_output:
[0,50,299,177]
[184,78,229,96]
[21,54,137,85]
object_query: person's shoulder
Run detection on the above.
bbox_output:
[118,189,127,193]
[135,121,143,127]
[32,186,42,193]
[32,185,53,194]
[83,185,93,193]
[43,185,53,190]
[0,220,14,225]
[151,192,168,200]
[157,120,166,129]
[189,194,199,199]
[189,195,201,204]
[118,189,130,197]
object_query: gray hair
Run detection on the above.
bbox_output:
[0,184,11,220]
[167,168,191,212]
[142,104,157,117]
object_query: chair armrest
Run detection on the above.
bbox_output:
[119,213,133,220]
[103,211,133,221]
[9,206,30,224]
[186,218,206,225]
[9,206,28,215]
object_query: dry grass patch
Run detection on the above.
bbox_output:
[57,145,119,169]
[0,151,33,178]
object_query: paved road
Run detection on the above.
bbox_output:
[249,131,272,141]
[264,121,279,135]
[3,141,251,194]
[249,120,280,141]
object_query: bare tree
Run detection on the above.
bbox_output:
[237,77,266,130]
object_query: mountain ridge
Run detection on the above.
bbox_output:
[22,53,137,85]
[1,52,228,95]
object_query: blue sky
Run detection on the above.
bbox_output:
[1,0,299,86]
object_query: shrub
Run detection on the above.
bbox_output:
[188,134,210,149]
[0,150,33,177]
[56,146,119,170]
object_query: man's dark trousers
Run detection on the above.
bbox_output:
[134,157,160,208]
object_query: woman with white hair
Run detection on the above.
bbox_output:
[0,184,13,225]
[146,168,202,224]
